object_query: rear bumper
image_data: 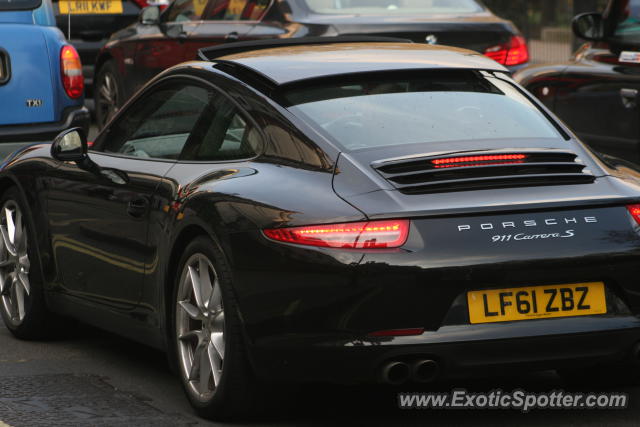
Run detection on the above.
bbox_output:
[0,106,90,143]
[232,205,640,384]
[250,319,640,384]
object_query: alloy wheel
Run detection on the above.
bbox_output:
[0,201,30,326]
[97,72,119,126]
[176,253,225,401]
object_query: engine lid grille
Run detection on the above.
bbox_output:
[372,151,595,194]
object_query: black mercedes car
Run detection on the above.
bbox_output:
[3,37,640,420]
[93,0,529,127]
[515,0,640,164]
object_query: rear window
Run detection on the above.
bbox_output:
[282,70,562,151]
[303,0,482,15]
[0,0,41,10]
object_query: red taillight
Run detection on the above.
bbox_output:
[484,35,529,66]
[368,328,424,337]
[131,0,149,9]
[60,45,84,99]
[263,220,410,249]
[432,154,527,169]
[627,204,640,225]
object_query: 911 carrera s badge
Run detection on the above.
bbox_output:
[619,51,640,64]
[425,34,438,45]
[25,99,43,107]
[491,229,575,243]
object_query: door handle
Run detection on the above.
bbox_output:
[127,196,149,218]
[225,31,239,42]
[620,88,639,109]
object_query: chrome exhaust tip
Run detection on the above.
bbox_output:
[632,342,640,362]
[411,359,439,383]
[381,361,410,385]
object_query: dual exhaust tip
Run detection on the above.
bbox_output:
[382,342,640,385]
[381,359,439,385]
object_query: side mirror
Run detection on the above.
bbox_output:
[139,5,161,25]
[572,12,605,42]
[51,127,87,162]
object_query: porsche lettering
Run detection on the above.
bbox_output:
[458,217,597,232]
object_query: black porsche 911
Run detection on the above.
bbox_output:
[2,37,640,420]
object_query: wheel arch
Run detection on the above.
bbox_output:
[94,51,114,85]
[0,175,20,197]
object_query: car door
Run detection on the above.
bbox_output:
[47,79,214,308]
[180,0,274,61]
[554,0,640,163]
[143,81,265,306]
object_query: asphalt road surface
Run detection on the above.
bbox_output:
[2,320,640,426]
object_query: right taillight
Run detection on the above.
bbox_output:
[60,45,84,99]
[484,35,529,66]
[627,204,640,225]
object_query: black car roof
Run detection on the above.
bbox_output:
[205,40,508,86]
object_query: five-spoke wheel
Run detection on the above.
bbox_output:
[95,61,122,129]
[173,236,258,420]
[176,253,226,401]
[0,200,31,326]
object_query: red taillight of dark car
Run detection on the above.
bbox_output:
[484,35,530,66]
[60,45,84,99]
[627,204,640,225]
[131,0,150,9]
[263,219,410,249]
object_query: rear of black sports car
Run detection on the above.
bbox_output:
[211,46,640,386]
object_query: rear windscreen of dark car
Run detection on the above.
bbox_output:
[303,0,482,15]
[0,0,41,10]
[282,70,562,151]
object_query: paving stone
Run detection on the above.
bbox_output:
[0,374,196,427]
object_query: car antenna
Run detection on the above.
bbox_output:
[67,8,71,39]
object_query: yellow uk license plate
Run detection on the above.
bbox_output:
[467,282,606,324]
[58,0,123,14]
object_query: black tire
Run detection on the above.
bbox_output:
[0,187,60,340]
[170,235,260,421]
[95,60,124,129]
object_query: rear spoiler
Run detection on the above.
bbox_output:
[197,36,414,61]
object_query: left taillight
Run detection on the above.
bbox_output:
[60,45,84,99]
[484,35,529,67]
[263,219,410,249]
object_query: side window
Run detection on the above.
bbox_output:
[182,96,261,161]
[164,0,203,22]
[98,84,212,160]
[613,0,640,44]
[203,0,270,20]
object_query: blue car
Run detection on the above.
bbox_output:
[0,0,89,149]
